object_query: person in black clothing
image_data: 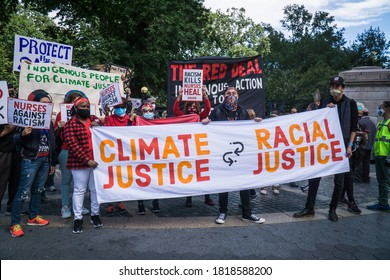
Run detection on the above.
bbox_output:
[294,76,361,222]
[202,87,265,224]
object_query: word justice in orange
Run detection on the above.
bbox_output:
[99,133,211,189]
[253,119,344,174]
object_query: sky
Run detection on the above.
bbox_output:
[203,0,390,45]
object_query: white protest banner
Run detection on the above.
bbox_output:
[99,83,122,111]
[18,61,123,115]
[182,69,203,101]
[13,34,73,72]
[92,107,349,203]
[60,103,98,121]
[7,98,53,129]
[0,81,9,124]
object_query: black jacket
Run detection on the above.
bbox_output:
[14,123,57,165]
[209,104,249,121]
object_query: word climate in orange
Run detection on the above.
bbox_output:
[253,119,344,174]
[98,133,211,189]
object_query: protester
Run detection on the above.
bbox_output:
[353,106,376,184]
[136,102,161,215]
[63,97,102,234]
[202,87,265,224]
[367,101,390,212]
[102,98,133,216]
[294,76,361,222]
[54,90,90,219]
[173,86,215,207]
[10,91,56,238]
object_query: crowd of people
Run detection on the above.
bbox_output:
[1,75,389,238]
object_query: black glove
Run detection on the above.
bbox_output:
[370,159,375,165]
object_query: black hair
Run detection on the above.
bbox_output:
[383,101,390,108]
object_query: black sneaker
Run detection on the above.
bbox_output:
[73,219,83,234]
[138,204,146,215]
[90,215,103,228]
[152,204,160,213]
[215,212,227,224]
[339,197,348,205]
[348,202,362,214]
[242,214,265,224]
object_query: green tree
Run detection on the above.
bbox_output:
[194,7,270,58]
[24,0,209,102]
[351,26,390,68]
[0,4,60,88]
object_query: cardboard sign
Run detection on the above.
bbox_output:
[99,83,122,111]
[18,61,123,115]
[13,34,73,72]
[0,81,9,124]
[182,69,203,102]
[7,98,53,129]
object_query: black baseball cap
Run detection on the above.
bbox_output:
[330,76,345,86]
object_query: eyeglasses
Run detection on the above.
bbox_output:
[143,110,153,113]
[115,106,126,109]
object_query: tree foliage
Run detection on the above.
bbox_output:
[351,26,390,68]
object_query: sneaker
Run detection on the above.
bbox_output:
[260,188,268,195]
[367,203,390,212]
[339,197,349,205]
[272,186,280,195]
[249,189,257,199]
[82,207,90,215]
[73,219,83,234]
[10,224,24,238]
[138,204,146,215]
[242,214,265,224]
[48,185,56,192]
[116,202,128,214]
[348,202,362,214]
[90,215,103,228]
[215,212,227,224]
[106,204,115,216]
[152,204,160,213]
[61,205,72,219]
[205,199,215,206]
[27,215,49,226]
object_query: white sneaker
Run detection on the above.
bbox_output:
[61,206,71,219]
[272,186,280,195]
[242,214,265,224]
[48,185,56,192]
[215,213,227,224]
[260,188,268,195]
[82,207,90,215]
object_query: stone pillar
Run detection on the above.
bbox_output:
[340,66,390,116]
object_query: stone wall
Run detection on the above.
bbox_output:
[340,66,390,116]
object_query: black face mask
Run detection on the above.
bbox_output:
[76,109,90,119]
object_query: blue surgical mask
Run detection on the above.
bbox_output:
[377,108,385,117]
[114,107,126,117]
[143,112,154,119]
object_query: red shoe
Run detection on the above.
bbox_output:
[10,224,24,238]
[106,204,115,216]
[116,202,128,214]
[27,215,49,226]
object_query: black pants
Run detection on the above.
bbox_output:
[353,148,371,182]
[0,151,22,212]
[219,189,251,217]
[305,169,354,210]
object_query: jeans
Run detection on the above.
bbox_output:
[58,149,73,207]
[71,168,99,220]
[219,190,251,217]
[11,156,49,225]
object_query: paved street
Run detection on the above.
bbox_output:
[0,166,389,260]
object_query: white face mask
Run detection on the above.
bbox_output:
[330,89,342,97]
